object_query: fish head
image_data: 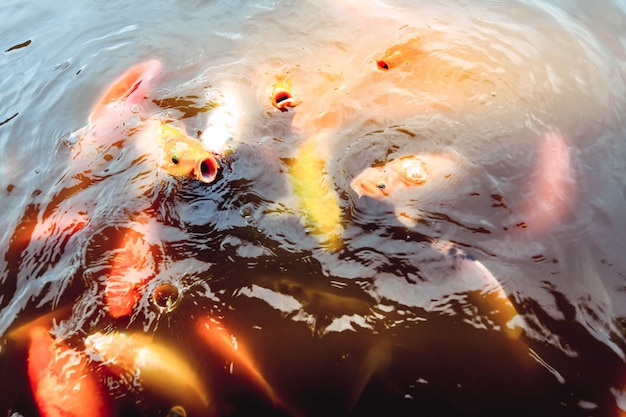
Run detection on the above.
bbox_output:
[271,79,302,112]
[351,156,428,199]
[159,123,220,183]
[376,37,421,71]
[350,165,400,199]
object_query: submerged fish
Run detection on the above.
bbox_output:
[195,315,283,408]
[84,331,211,411]
[350,150,462,227]
[251,274,376,336]
[27,326,109,417]
[104,217,162,318]
[516,131,576,237]
[286,136,344,250]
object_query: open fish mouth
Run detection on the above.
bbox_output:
[194,155,220,183]
[271,86,302,112]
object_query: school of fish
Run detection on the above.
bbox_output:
[7,6,595,417]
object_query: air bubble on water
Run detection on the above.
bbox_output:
[151,282,182,313]
[62,131,80,149]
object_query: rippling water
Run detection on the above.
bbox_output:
[1,0,626,416]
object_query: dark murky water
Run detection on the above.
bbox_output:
[2,0,626,416]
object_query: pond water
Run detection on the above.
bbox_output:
[1,0,626,416]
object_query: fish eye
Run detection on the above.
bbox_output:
[377,182,386,189]
[171,154,179,164]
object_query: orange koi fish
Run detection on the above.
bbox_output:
[27,326,109,417]
[84,331,211,411]
[350,150,463,227]
[376,37,422,70]
[195,315,282,407]
[104,217,161,318]
[73,60,220,183]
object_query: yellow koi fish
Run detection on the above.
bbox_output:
[287,136,343,250]
[85,331,211,412]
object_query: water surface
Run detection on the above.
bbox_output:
[1,0,626,416]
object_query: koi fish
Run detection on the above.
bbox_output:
[72,60,219,183]
[135,120,220,183]
[516,131,576,237]
[270,78,302,112]
[88,59,162,126]
[376,37,422,70]
[369,240,524,340]
[27,326,109,417]
[286,136,343,250]
[350,150,463,227]
[104,216,162,318]
[84,331,211,411]
[195,315,282,408]
[432,241,524,340]
[201,83,242,157]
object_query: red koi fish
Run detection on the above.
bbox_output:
[195,315,283,407]
[27,326,109,417]
[104,217,161,318]
[73,59,220,183]
[350,150,463,227]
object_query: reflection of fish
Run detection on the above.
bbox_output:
[27,326,109,417]
[73,60,220,183]
[85,331,211,410]
[195,315,282,408]
[350,150,462,227]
